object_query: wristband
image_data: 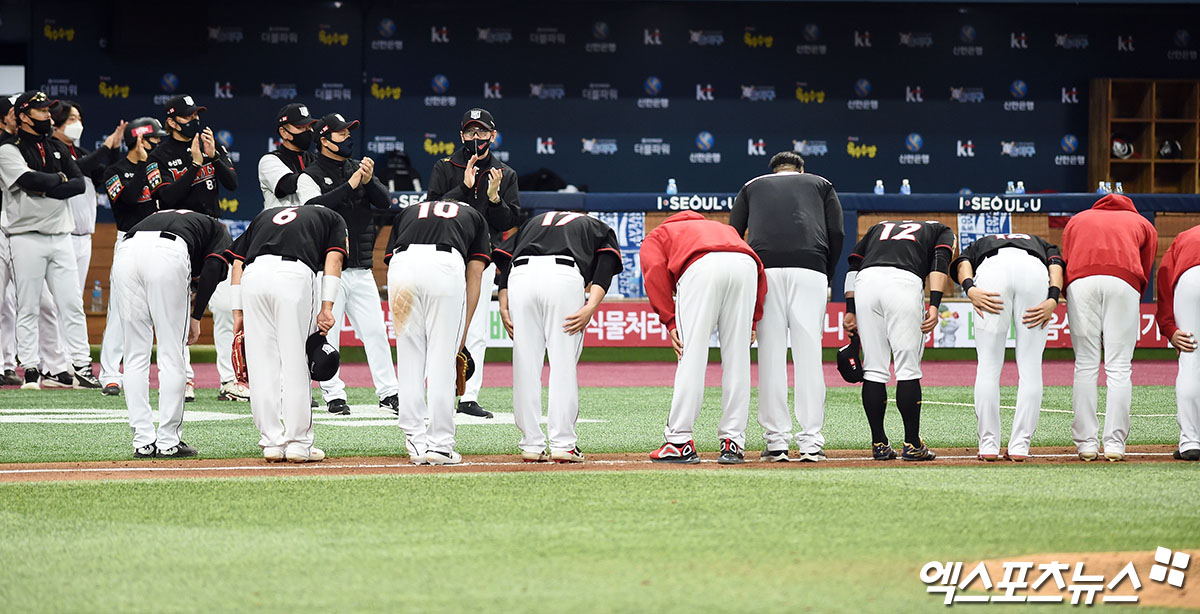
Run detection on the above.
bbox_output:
[321,274,341,304]
[929,290,943,308]
[961,278,975,292]
[230,285,242,310]
[846,297,856,315]
[1048,286,1061,301]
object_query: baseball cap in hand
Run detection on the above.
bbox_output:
[163,95,206,118]
[15,91,56,114]
[277,103,318,128]
[460,108,496,131]
[306,333,340,381]
[837,333,865,383]
[315,113,359,137]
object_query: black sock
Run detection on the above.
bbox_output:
[896,379,923,445]
[862,381,888,444]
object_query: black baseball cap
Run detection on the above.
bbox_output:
[15,90,56,115]
[306,333,340,381]
[315,113,359,137]
[460,108,496,131]
[836,333,865,384]
[163,94,206,118]
[277,103,317,128]
[0,93,17,117]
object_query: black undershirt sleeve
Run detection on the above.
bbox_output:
[15,170,64,193]
[589,252,622,292]
[932,246,953,275]
[191,258,230,320]
[45,176,86,199]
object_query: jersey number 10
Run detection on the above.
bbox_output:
[417,201,460,219]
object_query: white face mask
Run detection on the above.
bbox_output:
[64,122,83,143]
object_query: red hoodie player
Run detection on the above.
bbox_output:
[1061,194,1157,462]
[639,211,767,465]
[1155,225,1200,461]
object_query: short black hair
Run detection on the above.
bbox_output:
[768,151,804,171]
[50,100,78,127]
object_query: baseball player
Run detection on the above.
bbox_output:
[383,200,490,465]
[1061,193,1157,462]
[146,94,243,403]
[494,211,623,463]
[229,204,348,463]
[1156,225,1200,462]
[295,113,398,415]
[0,91,100,389]
[843,219,955,461]
[426,108,523,419]
[952,233,1064,461]
[259,103,317,210]
[640,211,767,464]
[112,209,231,457]
[97,118,169,395]
[729,151,843,462]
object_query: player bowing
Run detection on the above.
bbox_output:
[229,205,348,463]
[112,209,231,458]
[383,199,490,466]
[843,219,955,461]
[952,233,1064,462]
[494,210,623,464]
[1155,225,1200,462]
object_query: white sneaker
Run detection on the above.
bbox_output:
[218,380,250,402]
[425,449,462,465]
[263,447,285,462]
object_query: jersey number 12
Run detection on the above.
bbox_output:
[878,222,921,242]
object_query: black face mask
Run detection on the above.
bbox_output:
[463,138,490,157]
[31,117,53,135]
[289,128,314,151]
[329,136,353,157]
[174,118,199,140]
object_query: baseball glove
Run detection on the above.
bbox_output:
[455,347,475,396]
[232,330,249,385]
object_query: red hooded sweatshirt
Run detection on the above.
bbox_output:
[1061,194,1157,294]
[1155,225,1200,340]
[640,211,768,332]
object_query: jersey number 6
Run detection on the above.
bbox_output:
[417,201,459,219]
[272,207,298,225]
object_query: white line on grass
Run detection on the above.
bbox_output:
[923,401,1176,418]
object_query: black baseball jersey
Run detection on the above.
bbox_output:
[146,137,237,218]
[951,233,1064,283]
[227,205,348,274]
[729,171,845,278]
[848,220,956,278]
[126,209,232,275]
[103,157,157,232]
[383,200,491,266]
[494,211,622,286]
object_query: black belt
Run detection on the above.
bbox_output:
[514,256,574,268]
[128,230,179,241]
[394,244,453,254]
[281,255,298,262]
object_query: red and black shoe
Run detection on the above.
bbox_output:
[650,440,700,464]
[717,439,745,465]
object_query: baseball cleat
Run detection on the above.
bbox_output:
[1104,451,1125,462]
[977,453,999,462]
[717,439,745,464]
[72,364,101,389]
[327,399,350,415]
[285,447,324,463]
[425,449,463,465]
[217,380,250,402]
[1005,452,1029,462]
[522,450,549,463]
[650,440,700,464]
[760,449,790,462]
[1078,450,1099,462]
[456,400,493,419]
[1,369,21,386]
[133,444,157,458]
[797,449,827,463]
[311,397,318,409]
[20,369,40,390]
[551,447,585,463]
[379,394,399,416]
[102,383,122,396]
[872,442,897,461]
[901,440,937,462]
[157,442,198,458]
[40,371,75,389]
[1174,448,1200,461]
[404,438,427,465]
[184,380,196,402]
[263,447,286,463]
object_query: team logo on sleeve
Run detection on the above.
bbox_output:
[146,162,162,189]
[105,175,123,200]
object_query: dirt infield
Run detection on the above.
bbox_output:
[0,445,1186,483]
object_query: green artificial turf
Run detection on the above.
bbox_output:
[1,468,1196,613]
[0,385,1183,463]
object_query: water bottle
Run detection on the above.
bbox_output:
[665,178,677,195]
[91,281,103,313]
[1097,181,1109,194]
[873,179,884,195]
[1114,181,1124,194]
[1006,181,1015,194]
[1015,181,1025,194]
[900,178,911,195]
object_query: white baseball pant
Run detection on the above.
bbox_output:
[242,256,319,457]
[459,263,495,403]
[756,267,828,453]
[664,251,756,447]
[854,266,925,383]
[209,275,236,384]
[510,256,586,454]
[1173,267,1200,454]
[319,267,398,402]
[972,248,1050,456]
[388,246,466,457]
[70,233,91,294]
[9,233,91,369]
[113,233,190,450]
[1068,275,1140,456]
[0,232,69,373]
[99,231,127,386]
